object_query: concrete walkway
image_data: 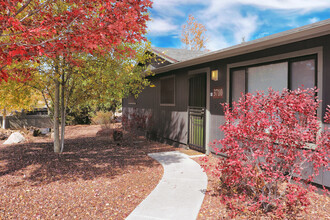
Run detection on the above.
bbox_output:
[126,151,208,220]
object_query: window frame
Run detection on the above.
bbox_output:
[230,54,317,104]
[288,55,318,91]
[160,75,176,106]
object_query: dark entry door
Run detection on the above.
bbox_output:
[188,73,206,152]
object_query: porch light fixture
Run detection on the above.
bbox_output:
[211,69,218,81]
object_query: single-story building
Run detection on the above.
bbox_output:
[0,108,52,129]
[123,19,330,187]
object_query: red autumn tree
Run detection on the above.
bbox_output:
[1,0,152,152]
[210,88,329,217]
[0,0,152,81]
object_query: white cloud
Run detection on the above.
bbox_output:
[203,0,330,11]
[232,14,259,44]
[149,0,330,50]
[152,0,205,17]
[237,0,330,11]
[206,34,231,51]
[198,4,260,47]
[148,18,178,36]
[309,17,320,24]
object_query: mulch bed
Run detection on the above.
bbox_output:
[0,125,175,219]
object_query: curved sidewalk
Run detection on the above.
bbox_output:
[126,151,208,220]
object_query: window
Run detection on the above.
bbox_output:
[248,62,288,93]
[231,69,245,103]
[290,58,315,91]
[231,55,316,103]
[160,76,175,105]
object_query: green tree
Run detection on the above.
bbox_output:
[37,43,152,152]
[0,60,43,128]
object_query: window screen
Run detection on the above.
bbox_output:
[189,73,206,107]
[160,77,175,105]
[231,69,246,102]
[248,62,288,94]
[290,59,315,90]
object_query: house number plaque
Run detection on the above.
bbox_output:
[212,87,224,99]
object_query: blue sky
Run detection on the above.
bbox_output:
[146,0,330,51]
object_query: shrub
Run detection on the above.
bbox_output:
[66,106,93,125]
[122,109,152,132]
[211,87,329,217]
[91,111,113,129]
[324,105,330,123]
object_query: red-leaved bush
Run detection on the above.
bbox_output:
[122,108,153,132]
[324,105,330,123]
[211,88,329,217]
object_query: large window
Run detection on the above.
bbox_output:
[160,76,175,105]
[248,62,288,93]
[231,55,316,103]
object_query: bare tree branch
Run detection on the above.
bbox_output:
[14,0,33,18]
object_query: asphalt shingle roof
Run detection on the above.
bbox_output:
[151,47,209,63]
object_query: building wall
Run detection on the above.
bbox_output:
[124,34,330,148]
[123,34,330,187]
[123,70,190,146]
[0,115,53,129]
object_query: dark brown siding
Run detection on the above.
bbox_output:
[123,34,330,147]
[124,70,189,145]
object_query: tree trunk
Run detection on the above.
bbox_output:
[60,72,66,153]
[54,77,61,153]
[2,107,6,129]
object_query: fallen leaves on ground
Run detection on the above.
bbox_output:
[0,125,175,219]
[195,155,330,220]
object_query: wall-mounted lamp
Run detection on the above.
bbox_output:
[211,69,219,81]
